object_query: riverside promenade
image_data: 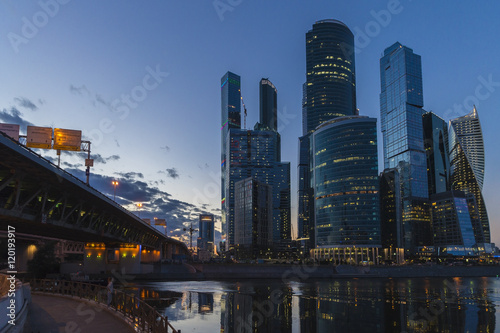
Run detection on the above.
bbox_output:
[24,294,135,333]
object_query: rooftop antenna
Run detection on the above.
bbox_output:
[241,96,247,129]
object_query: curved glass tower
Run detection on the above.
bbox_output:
[449,106,489,243]
[305,19,356,133]
[311,116,380,261]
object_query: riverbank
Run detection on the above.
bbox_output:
[135,263,500,281]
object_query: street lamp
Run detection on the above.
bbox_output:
[137,203,143,217]
[111,180,119,201]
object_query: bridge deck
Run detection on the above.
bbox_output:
[24,294,135,333]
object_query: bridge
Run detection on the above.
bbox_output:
[0,131,189,274]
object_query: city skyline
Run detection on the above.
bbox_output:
[1,2,499,246]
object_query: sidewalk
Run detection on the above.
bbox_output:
[23,294,135,333]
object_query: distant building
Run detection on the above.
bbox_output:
[380,42,431,254]
[430,191,477,256]
[449,106,490,243]
[234,177,272,258]
[311,116,380,264]
[198,214,214,254]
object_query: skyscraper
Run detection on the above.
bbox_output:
[258,78,277,131]
[198,214,215,253]
[311,116,380,263]
[234,177,272,258]
[304,19,357,133]
[298,19,357,252]
[221,71,241,248]
[430,190,477,256]
[380,42,431,254]
[423,111,450,196]
[449,106,489,243]
[222,74,290,250]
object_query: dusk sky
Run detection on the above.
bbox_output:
[1,1,499,246]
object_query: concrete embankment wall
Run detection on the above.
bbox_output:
[138,263,500,280]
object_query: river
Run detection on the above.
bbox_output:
[129,277,500,332]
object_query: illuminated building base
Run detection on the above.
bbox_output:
[311,247,380,265]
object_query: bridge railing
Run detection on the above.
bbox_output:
[29,279,179,333]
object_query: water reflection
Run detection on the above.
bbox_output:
[131,277,498,332]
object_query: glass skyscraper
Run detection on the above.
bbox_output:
[380,42,431,254]
[222,74,290,250]
[304,19,356,133]
[221,71,241,248]
[423,111,450,196]
[311,116,380,263]
[257,79,277,131]
[449,106,489,243]
[430,191,477,256]
[198,214,215,253]
[298,19,357,251]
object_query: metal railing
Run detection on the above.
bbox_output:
[30,279,179,333]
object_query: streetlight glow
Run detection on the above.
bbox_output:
[112,180,119,201]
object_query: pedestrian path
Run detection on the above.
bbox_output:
[23,294,135,333]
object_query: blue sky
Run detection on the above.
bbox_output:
[1,1,499,246]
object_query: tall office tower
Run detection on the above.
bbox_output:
[221,72,241,249]
[311,116,381,264]
[234,178,272,258]
[449,106,489,243]
[379,168,404,263]
[380,42,430,254]
[298,20,357,253]
[423,112,450,195]
[198,214,215,252]
[258,79,277,131]
[305,20,357,133]
[222,75,291,251]
[225,129,290,248]
[430,191,477,256]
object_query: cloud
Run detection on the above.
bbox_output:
[117,171,144,180]
[160,145,170,152]
[92,154,120,164]
[61,167,200,241]
[14,97,37,111]
[166,168,179,179]
[69,84,90,96]
[0,107,34,128]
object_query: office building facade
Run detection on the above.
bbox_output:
[298,19,357,253]
[430,191,477,256]
[198,214,215,253]
[234,177,273,257]
[311,116,380,264]
[423,112,450,196]
[221,72,241,249]
[380,42,431,254]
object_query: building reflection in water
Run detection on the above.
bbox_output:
[134,277,497,332]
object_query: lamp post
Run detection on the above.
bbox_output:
[112,180,119,201]
[137,203,142,217]
[183,223,198,253]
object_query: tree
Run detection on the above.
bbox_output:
[27,241,60,278]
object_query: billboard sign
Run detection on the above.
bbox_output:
[154,218,166,226]
[0,123,20,141]
[53,128,81,151]
[26,126,52,149]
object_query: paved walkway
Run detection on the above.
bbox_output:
[23,294,135,333]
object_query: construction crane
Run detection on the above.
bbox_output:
[241,96,247,129]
